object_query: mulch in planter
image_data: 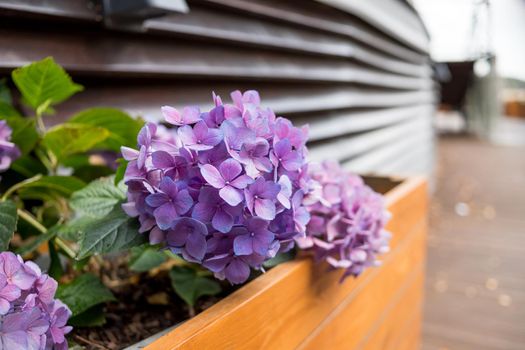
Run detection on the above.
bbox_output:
[67,258,232,350]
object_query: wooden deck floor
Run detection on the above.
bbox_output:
[422,136,525,350]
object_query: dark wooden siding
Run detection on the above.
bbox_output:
[0,0,435,176]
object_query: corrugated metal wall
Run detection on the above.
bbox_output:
[0,0,435,177]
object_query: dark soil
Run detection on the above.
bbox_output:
[68,259,228,350]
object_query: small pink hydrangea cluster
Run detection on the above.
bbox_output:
[297,161,391,280]
[0,252,71,350]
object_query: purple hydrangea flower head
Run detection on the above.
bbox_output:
[0,120,21,172]
[0,252,71,350]
[122,90,311,284]
[298,161,391,281]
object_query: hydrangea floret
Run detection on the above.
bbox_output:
[0,252,72,350]
[121,90,311,284]
[0,120,21,173]
[296,161,391,280]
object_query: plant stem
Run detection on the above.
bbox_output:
[34,109,46,134]
[17,208,76,259]
[55,237,76,259]
[17,208,46,233]
[1,174,42,201]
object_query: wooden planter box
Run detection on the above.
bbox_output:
[142,176,428,350]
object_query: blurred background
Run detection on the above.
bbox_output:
[0,0,523,349]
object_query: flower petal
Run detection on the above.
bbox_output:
[191,202,213,222]
[254,199,276,220]
[233,234,253,256]
[166,228,187,247]
[253,230,275,256]
[0,284,20,301]
[260,182,280,199]
[151,151,174,168]
[162,106,182,125]
[174,189,193,215]
[230,175,253,189]
[182,106,202,124]
[219,159,242,182]
[177,125,196,145]
[186,232,207,261]
[200,164,225,188]
[0,297,11,315]
[121,202,139,217]
[273,139,292,158]
[219,186,243,206]
[282,151,302,171]
[203,254,230,272]
[203,128,223,147]
[120,146,139,161]
[212,209,233,233]
[153,203,178,230]
[149,227,165,245]
[145,193,168,208]
[193,121,209,140]
[225,258,250,284]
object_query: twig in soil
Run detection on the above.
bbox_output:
[74,335,110,350]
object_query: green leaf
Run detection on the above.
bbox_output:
[76,205,145,259]
[70,177,126,218]
[48,240,64,279]
[114,158,126,186]
[11,57,83,112]
[18,176,86,201]
[69,108,143,151]
[169,266,221,307]
[0,78,12,105]
[56,216,95,242]
[3,116,39,155]
[10,155,47,178]
[0,102,20,118]
[129,245,167,272]
[68,304,107,327]
[0,200,17,250]
[56,274,115,317]
[42,123,110,161]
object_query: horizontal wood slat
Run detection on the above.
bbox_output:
[145,6,431,78]
[309,116,431,162]
[304,105,434,141]
[145,177,428,350]
[343,130,433,174]
[196,0,427,64]
[0,29,431,90]
[39,82,435,127]
[317,0,429,53]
